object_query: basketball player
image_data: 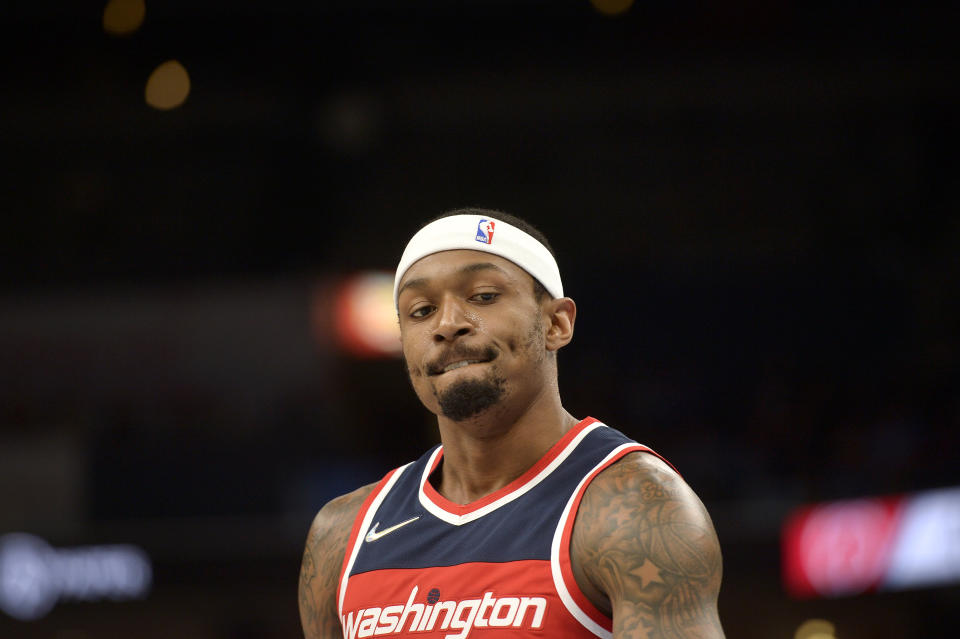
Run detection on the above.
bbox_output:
[299,209,724,638]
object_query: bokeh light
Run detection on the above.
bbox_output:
[333,272,401,358]
[102,0,146,36]
[590,0,635,16]
[144,60,190,110]
[795,619,836,639]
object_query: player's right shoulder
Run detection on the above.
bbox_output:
[309,482,379,541]
[299,482,378,639]
[303,482,379,576]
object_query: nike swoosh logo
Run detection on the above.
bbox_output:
[365,516,420,542]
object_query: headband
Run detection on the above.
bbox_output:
[393,214,563,306]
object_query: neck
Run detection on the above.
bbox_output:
[433,388,579,505]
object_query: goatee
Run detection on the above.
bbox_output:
[437,369,506,421]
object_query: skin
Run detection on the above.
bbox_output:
[299,249,724,638]
[571,453,724,638]
[300,485,375,639]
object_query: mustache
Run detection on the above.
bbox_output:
[426,345,498,376]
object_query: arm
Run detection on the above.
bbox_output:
[571,452,724,639]
[299,483,377,639]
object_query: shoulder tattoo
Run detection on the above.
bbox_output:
[571,452,724,638]
[299,483,376,639]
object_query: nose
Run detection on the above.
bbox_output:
[432,295,474,343]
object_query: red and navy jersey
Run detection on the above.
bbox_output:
[337,417,673,639]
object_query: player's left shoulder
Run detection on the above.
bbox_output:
[572,450,725,637]
[578,449,720,563]
[593,449,702,510]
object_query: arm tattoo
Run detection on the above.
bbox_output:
[299,484,376,639]
[572,453,724,639]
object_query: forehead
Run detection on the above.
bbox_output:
[398,249,529,289]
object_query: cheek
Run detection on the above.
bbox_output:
[404,356,422,378]
[400,330,431,377]
[400,345,423,377]
[527,317,545,349]
[503,313,543,354]
[403,351,423,378]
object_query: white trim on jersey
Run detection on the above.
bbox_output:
[417,420,607,526]
[550,442,643,639]
[337,461,413,618]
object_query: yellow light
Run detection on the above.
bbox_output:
[795,619,836,639]
[102,0,146,36]
[590,0,635,16]
[333,273,402,358]
[145,60,190,110]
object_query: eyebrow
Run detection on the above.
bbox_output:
[397,262,510,299]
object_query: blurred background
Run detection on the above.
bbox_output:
[1,0,958,637]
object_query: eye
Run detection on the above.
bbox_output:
[409,304,435,319]
[470,292,499,303]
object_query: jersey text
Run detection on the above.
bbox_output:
[341,585,547,639]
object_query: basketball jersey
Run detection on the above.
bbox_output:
[337,417,672,639]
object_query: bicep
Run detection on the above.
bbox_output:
[572,453,724,639]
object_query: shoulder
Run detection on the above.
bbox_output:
[585,449,699,516]
[302,482,378,576]
[307,482,379,545]
[572,451,718,580]
[571,451,724,637]
[299,482,378,639]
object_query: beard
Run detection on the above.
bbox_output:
[435,366,506,422]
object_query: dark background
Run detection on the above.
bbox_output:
[1,1,958,637]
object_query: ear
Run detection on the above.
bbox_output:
[544,297,576,352]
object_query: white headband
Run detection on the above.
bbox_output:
[394,214,563,306]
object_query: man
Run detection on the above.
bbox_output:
[299,208,724,639]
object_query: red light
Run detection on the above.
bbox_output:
[332,273,401,358]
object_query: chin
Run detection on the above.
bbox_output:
[435,370,506,422]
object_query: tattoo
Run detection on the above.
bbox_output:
[299,484,377,639]
[571,453,724,638]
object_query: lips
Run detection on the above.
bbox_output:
[441,359,485,373]
[427,347,497,376]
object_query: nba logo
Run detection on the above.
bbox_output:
[476,219,495,244]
